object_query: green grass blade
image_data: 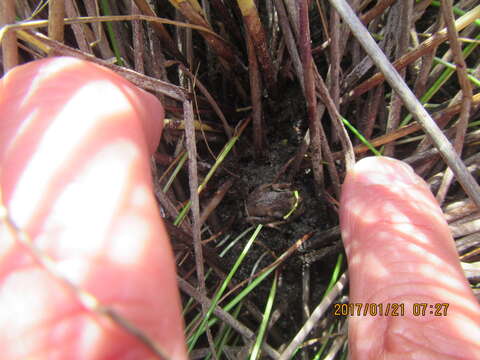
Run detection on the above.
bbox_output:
[324,253,343,296]
[187,224,262,352]
[209,302,244,359]
[99,0,124,65]
[249,271,278,360]
[162,151,188,193]
[401,2,480,126]
[311,322,338,360]
[174,133,239,226]
[432,57,480,88]
[341,117,381,156]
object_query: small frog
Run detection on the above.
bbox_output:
[245,183,303,226]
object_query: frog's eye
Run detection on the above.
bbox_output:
[283,190,300,220]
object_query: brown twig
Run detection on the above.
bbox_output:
[360,0,398,25]
[178,277,281,359]
[360,85,384,141]
[21,32,188,101]
[333,83,480,160]
[0,0,18,72]
[65,0,92,54]
[436,0,473,205]
[171,0,238,69]
[412,47,436,98]
[444,198,478,223]
[132,0,145,73]
[108,1,130,64]
[284,0,300,40]
[219,231,313,305]
[210,0,244,46]
[274,0,304,92]
[328,5,341,145]
[313,72,342,198]
[48,0,65,44]
[199,179,234,225]
[133,0,186,62]
[238,0,276,97]
[299,0,324,193]
[345,4,480,101]
[181,95,219,358]
[383,0,413,156]
[245,29,264,157]
[329,0,480,209]
[314,68,355,178]
[83,0,114,59]
[278,272,348,360]
[176,62,233,139]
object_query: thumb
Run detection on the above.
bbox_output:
[340,156,480,359]
[0,57,187,359]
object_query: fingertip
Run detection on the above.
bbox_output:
[135,87,165,154]
[339,157,480,358]
[0,56,165,157]
[342,156,422,193]
[339,156,440,241]
[0,57,184,359]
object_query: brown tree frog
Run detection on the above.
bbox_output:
[245,183,303,226]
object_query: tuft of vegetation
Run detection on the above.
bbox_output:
[2,0,480,358]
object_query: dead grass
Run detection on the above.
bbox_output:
[1,0,480,359]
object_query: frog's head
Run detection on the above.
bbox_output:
[245,183,303,226]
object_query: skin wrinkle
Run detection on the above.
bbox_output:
[423,317,480,357]
[384,317,426,353]
[384,321,440,359]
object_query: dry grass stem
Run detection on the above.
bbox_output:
[330,0,480,208]
[347,4,480,100]
[2,1,480,358]
[47,0,65,43]
[278,273,348,360]
[1,0,18,71]
[238,0,276,97]
[435,0,474,205]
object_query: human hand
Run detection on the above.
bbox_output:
[340,156,480,359]
[0,57,187,359]
[1,57,479,360]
